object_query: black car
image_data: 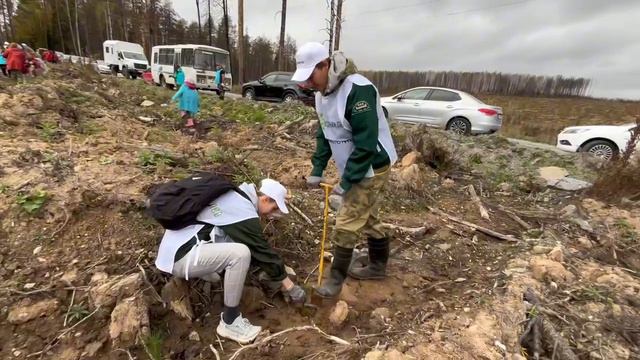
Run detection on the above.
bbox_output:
[242,71,315,105]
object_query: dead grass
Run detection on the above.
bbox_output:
[479,95,640,144]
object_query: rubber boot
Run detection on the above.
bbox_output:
[315,246,353,298]
[348,237,389,280]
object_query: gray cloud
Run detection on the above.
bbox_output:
[171,0,640,99]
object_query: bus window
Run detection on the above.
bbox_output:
[159,48,174,65]
[194,50,215,71]
[214,53,230,70]
[153,52,158,64]
[181,49,194,67]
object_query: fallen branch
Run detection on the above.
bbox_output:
[428,207,519,242]
[383,223,428,237]
[63,288,76,327]
[28,306,102,358]
[209,344,221,360]
[228,325,349,360]
[468,185,490,220]
[304,264,320,284]
[290,203,314,225]
[50,208,71,239]
[498,205,533,230]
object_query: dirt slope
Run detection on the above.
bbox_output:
[0,65,638,360]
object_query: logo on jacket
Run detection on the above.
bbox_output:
[353,100,371,114]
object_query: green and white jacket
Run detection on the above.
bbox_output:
[311,74,398,191]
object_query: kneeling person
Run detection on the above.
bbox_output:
[154,178,305,344]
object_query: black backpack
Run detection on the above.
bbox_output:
[147,173,244,230]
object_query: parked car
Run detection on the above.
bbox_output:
[93,60,112,74]
[242,72,315,104]
[380,87,503,135]
[556,123,638,160]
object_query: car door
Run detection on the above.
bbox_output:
[260,74,279,100]
[272,74,292,99]
[420,89,462,127]
[386,88,431,124]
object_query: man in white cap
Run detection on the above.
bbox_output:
[292,42,398,298]
[155,178,306,344]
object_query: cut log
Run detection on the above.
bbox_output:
[468,185,490,220]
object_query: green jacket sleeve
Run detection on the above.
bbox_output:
[341,84,380,191]
[311,122,332,177]
[220,218,287,281]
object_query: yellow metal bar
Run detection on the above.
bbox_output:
[318,183,333,287]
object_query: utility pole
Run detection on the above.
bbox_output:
[195,0,202,42]
[334,0,343,51]
[207,0,212,46]
[278,0,287,70]
[238,0,244,85]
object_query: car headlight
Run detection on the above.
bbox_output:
[562,128,591,134]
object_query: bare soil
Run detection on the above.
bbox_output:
[0,65,638,360]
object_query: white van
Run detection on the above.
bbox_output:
[151,44,231,92]
[103,40,149,79]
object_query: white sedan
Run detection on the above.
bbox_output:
[380,87,503,135]
[556,123,638,160]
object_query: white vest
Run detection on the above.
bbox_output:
[315,74,398,177]
[155,183,259,274]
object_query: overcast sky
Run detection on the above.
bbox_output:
[171,0,640,100]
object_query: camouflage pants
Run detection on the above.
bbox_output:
[332,167,390,249]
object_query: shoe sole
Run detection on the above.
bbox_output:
[216,324,260,345]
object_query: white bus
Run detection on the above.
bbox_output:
[151,44,231,92]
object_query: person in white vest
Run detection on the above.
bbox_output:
[154,179,306,344]
[291,42,398,298]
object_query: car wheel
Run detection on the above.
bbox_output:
[283,92,297,103]
[244,88,255,100]
[446,117,471,135]
[382,107,389,120]
[581,140,618,161]
[111,66,118,76]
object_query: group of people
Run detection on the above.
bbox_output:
[0,42,59,80]
[170,63,226,131]
[154,41,398,344]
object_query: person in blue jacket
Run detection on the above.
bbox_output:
[174,65,184,88]
[0,45,7,77]
[171,77,200,130]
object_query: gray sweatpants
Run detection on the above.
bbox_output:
[172,242,250,307]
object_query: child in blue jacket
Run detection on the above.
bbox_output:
[172,79,200,129]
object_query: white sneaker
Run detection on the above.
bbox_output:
[216,313,262,344]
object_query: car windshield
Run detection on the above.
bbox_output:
[194,50,216,71]
[123,52,147,61]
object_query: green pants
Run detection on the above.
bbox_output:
[332,167,390,248]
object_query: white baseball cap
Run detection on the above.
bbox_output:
[291,42,329,82]
[259,179,289,214]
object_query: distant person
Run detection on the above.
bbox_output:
[43,49,58,63]
[172,76,200,132]
[215,64,226,100]
[0,48,7,77]
[292,42,398,298]
[3,43,26,81]
[174,65,184,88]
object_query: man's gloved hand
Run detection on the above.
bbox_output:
[306,176,325,188]
[283,284,306,304]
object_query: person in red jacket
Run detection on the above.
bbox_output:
[2,43,26,81]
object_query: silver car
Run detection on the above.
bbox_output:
[380,87,503,135]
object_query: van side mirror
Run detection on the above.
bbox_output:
[258,78,265,84]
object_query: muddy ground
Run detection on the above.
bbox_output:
[0,65,639,360]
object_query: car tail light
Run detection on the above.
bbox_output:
[478,108,498,116]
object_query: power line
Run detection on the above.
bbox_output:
[359,0,444,15]
[446,0,530,15]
